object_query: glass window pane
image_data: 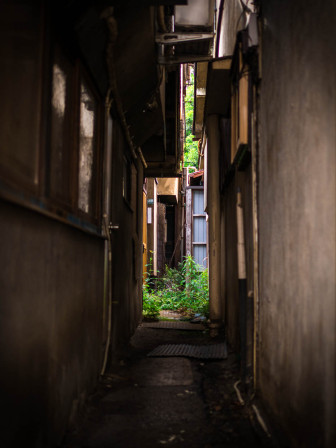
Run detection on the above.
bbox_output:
[0,1,43,187]
[49,51,73,203]
[193,216,206,243]
[193,189,204,214]
[78,81,97,214]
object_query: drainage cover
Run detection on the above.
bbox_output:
[147,342,227,360]
[141,321,205,331]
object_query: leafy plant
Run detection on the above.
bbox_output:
[142,255,209,319]
[142,285,160,320]
[142,255,160,320]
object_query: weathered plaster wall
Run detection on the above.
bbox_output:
[0,200,104,447]
[258,1,336,446]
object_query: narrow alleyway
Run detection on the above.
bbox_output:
[61,324,273,448]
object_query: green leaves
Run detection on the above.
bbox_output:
[142,256,209,318]
[184,70,199,170]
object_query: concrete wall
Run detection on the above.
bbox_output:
[258,1,336,446]
[0,200,104,447]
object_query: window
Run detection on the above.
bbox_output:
[49,48,74,205]
[192,188,207,268]
[48,45,101,223]
[78,79,98,215]
[231,42,249,163]
[0,5,103,232]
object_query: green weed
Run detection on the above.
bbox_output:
[142,255,209,318]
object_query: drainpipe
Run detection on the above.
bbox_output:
[206,115,221,337]
[251,87,259,391]
[101,90,113,377]
[215,0,225,58]
[101,217,113,377]
[236,188,247,384]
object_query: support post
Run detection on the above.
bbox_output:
[236,188,247,384]
[206,114,222,337]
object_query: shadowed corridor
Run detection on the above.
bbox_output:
[61,324,273,448]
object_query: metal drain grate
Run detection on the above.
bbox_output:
[141,321,205,331]
[147,342,227,359]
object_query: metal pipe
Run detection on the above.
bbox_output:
[215,0,225,58]
[252,405,271,438]
[157,6,168,33]
[251,85,259,391]
[101,217,113,377]
[100,90,113,377]
[137,147,148,169]
[234,380,245,406]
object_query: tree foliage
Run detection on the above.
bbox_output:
[143,256,209,319]
[184,70,199,170]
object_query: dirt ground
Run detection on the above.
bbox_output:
[60,324,275,448]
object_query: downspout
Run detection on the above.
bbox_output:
[101,90,114,377]
[236,188,247,385]
[137,147,148,169]
[101,217,113,376]
[157,6,168,33]
[251,86,259,391]
[215,0,225,58]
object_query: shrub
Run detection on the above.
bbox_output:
[142,283,160,320]
[142,255,209,318]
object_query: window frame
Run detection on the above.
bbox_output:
[191,186,207,269]
[0,12,104,236]
[76,64,103,224]
[231,41,250,164]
